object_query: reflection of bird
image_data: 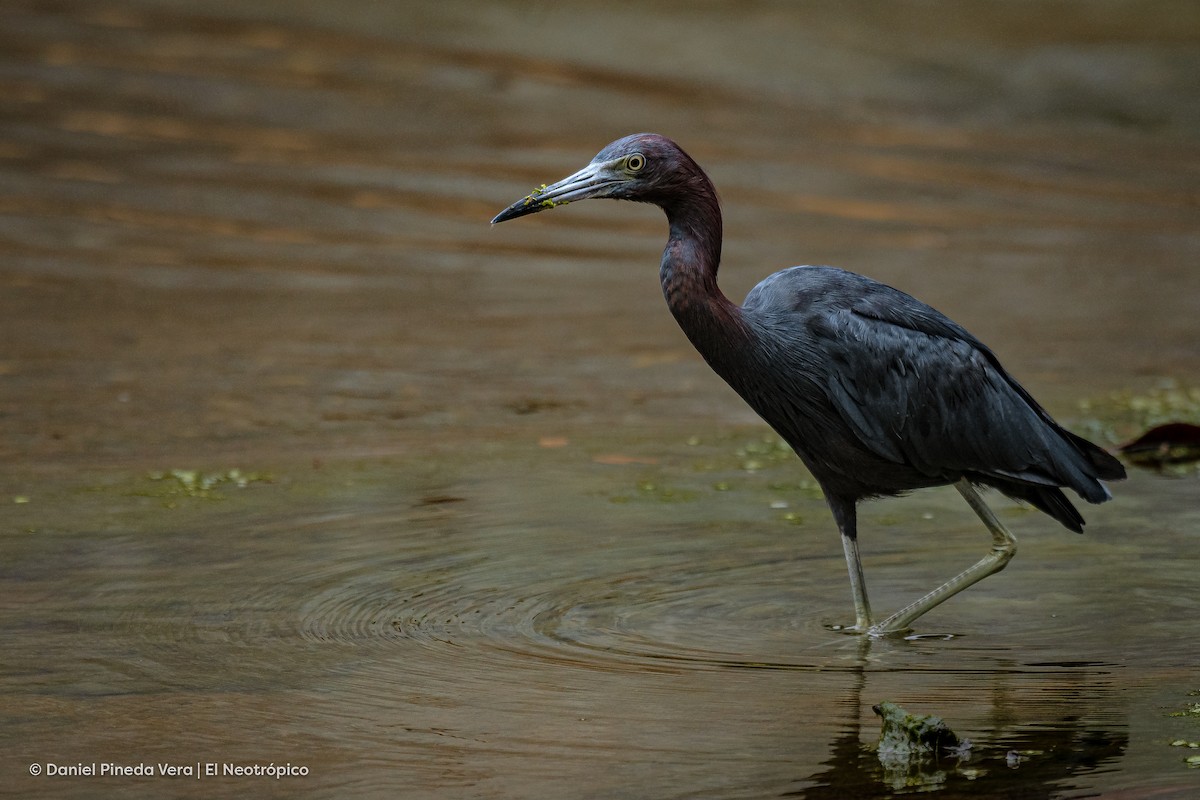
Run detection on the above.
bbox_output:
[492,133,1125,635]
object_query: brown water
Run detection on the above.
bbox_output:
[3,1,1200,797]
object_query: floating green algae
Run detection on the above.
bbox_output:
[1166,691,1200,767]
[605,431,830,518]
[1077,380,1200,443]
[608,478,698,505]
[1077,380,1200,476]
[143,468,271,502]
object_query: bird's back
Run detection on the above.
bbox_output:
[715,266,1124,530]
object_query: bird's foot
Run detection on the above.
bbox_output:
[866,622,914,638]
[823,620,913,638]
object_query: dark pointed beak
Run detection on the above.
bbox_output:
[491,162,621,224]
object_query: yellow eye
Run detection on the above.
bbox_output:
[626,153,646,172]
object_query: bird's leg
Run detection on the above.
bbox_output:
[830,499,873,630]
[842,532,873,630]
[870,480,1017,635]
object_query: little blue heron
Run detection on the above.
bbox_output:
[492,133,1125,635]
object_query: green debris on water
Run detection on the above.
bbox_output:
[735,434,794,472]
[609,479,698,505]
[143,468,271,503]
[607,430,827,514]
[1077,380,1200,475]
[1166,691,1200,767]
[686,431,811,477]
[1170,700,1200,719]
[768,479,824,500]
[1078,380,1200,434]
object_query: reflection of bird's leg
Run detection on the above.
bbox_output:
[831,499,873,630]
[871,480,1018,635]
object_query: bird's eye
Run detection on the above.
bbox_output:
[626,153,646,173]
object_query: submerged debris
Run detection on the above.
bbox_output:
[873,701,971,791]
[1120,422,1200,469]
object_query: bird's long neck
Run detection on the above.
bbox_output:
[658,180,750,366]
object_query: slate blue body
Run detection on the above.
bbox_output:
[707,264,1118,530]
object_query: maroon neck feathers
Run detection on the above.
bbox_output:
[656,167,748,364]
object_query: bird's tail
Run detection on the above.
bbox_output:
[989,428,1125,534]
[1010,484,1086,533]
[1050,427,1126,507]
[1061,428,1126,482]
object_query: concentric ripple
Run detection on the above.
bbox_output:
[289,545,877,675]
[282,532,1131,681]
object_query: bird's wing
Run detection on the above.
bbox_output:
[819,299,1070,488]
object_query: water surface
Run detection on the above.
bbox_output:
[2,1,1199,797]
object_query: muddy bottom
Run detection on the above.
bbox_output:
[3,2,1199,798]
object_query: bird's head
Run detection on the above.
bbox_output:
[491,133,693,224]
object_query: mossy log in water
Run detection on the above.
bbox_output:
[873,700,969,790]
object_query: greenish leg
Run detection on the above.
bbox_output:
[869,479,1018,636]
[841,530,874,631]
